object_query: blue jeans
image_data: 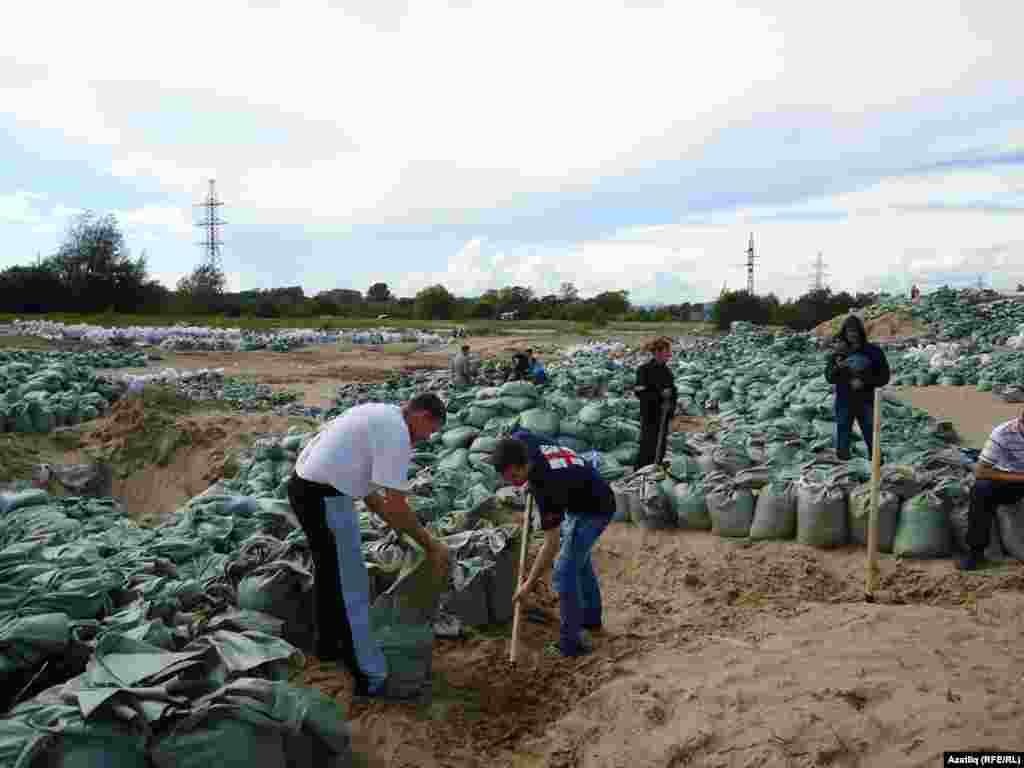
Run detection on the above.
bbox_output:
[552,511,612,655]
[834,397,873,459]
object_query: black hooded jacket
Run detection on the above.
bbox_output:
[825,315,890,404]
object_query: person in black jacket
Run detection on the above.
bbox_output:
[509,349,532,381]
[825,314,891,460]
[634,337,677,468]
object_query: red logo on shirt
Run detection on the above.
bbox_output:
[541,445,584,470]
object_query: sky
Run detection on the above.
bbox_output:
[1,0,1022,305]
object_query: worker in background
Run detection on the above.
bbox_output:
[634,337,677,468]
[287,394,450,701]
[825,315,891,460]
[529,353,547,386]
[509,348,532,381]
[493,429,615,657]
[910,284,921,303]
[958,412,1024,571]
[451,344,473,388]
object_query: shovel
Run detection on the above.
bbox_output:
[509,492,534,663]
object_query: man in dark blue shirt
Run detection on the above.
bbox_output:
[492,428,615,657]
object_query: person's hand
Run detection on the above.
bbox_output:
[851,378,864,391]
[833,356,849,368]
[512,576,535,605]
[660,388,673,399]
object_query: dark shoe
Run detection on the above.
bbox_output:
[351,678,424,706]
[582,622,603,633]
[957,551,985,572]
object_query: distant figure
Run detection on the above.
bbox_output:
[634,337,677,468]
[529,356,547,386]
[451,344,473,388]
[825,315,891,460]
[910,284,921,303]
[509,348,532,381]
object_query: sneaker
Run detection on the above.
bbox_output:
[957,551,985,572]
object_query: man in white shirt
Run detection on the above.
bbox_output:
[287,393,450,699]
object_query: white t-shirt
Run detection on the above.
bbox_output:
[295,403,411,497]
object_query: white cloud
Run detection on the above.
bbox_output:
[1,1,1023,301]
[0,191,45,224]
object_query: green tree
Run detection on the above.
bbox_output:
[367,282,392,302]
[47,212,151,313]
[414,284,455,319]
[177,261,226,312]
[593,290,630,317]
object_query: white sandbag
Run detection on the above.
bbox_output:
[707,484,755,538]
[847,483,900,553]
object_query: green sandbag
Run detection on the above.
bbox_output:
[465,404,502,429]
[499,396,536,413]
[707,485,755,537]
[555,435,591,453]
[796,480,848,548]
[441,426,480,450]
[669,455,701,481]
[518,408,560,436]
[749,479,797,540]
[438,448,469,472]
[893,491,951,558]
[577,402,607,425]
[0,489,51,514]
[469,436,500,454]
[848,483,900,552]
[499,380,537,398]
[557,418,591,440]
[610,443,639,466]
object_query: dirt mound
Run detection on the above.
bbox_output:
[294,523,1024,767]
[72,393,315,522]
[812,311,925,341]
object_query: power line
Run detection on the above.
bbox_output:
[194,179,225,270]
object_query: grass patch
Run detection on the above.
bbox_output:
[0,335,58,351]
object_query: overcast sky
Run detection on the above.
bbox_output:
[2,1,1022,304]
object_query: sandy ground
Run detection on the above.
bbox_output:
[299,525,1024,768]
[124,336,550,409]
[891,385,1021,449]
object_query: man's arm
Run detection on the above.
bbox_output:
[871,347,891,388]
[975,461,1024,484]
[363,488,436,551]
[520,527,560,593]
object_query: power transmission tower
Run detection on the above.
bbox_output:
[811,252,829,292]
[734,233,758,294]
[194,179,225,271]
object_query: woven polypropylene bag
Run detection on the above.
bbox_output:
[893,490,951,558]
[749,479,797,540]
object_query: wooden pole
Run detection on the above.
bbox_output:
[509,493,533,663]
[865,388,883,601]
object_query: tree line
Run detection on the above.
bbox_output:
[1,211,877,329]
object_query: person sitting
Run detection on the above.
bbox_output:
[958,412,1024,571]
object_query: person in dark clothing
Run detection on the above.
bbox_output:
[634,337,677,468]
[957,413,1024,571]
[509,349,532,381]
[493,429,615,657]
[825,315,891,460]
